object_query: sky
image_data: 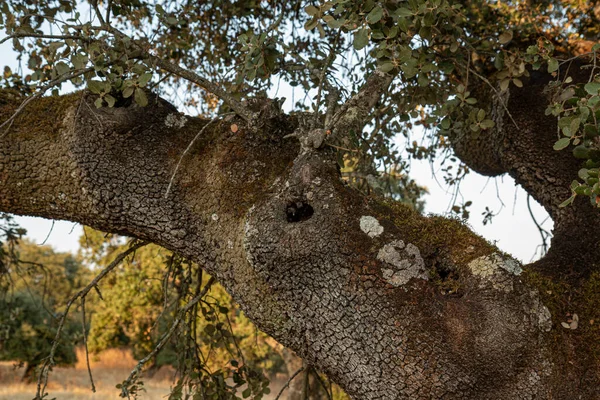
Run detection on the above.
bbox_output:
[2,26,553,263]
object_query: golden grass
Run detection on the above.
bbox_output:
[0,348,286,399]
[0,348,173,400]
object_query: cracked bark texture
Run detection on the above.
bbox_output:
[1,88,599,399]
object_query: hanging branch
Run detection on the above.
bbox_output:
[119,276,216,398]
[80,297,96,393]
[274,366,306,400]
[34,240,147,400]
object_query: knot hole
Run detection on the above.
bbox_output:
[286,201,314,223]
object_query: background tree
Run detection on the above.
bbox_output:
[0,236,85,382]
[1,0,600,399]
[82,228,286,381]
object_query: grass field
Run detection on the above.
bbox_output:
[0,348,174,399]
[0,348,289,400]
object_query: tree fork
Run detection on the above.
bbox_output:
[450,63,600,282]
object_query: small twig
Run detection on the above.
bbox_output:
[558,51,596,66]
[313,369,333,400]
[527,194,550,257]
[81,297,96,392]
[39,220,55,246]
[120,277,216,398]
[164,113,233,198]
[274,366,305,400]
[1,67,94,138]
[464,64,519,130]
[91,0,107,26]
[149,71,173,90]
[326,143,359,152]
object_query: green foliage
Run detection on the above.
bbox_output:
[80,228,283,399]
[544,58,600,207]
[0,291,79,378]
[1,0,599,206]
[0,233,85,380]
[0,213,25,289]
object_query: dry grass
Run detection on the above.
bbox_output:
[0,348,287,400]
[0,348,173,400]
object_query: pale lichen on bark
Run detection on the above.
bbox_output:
[164,113,187,128]
[359,215,384,238]
[377,240,428,286]
[468,253,523,292]
[529,291,553,332]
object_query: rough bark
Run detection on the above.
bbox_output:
[1,88,599,399]
[450,62,600,281]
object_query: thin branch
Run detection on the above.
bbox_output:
[588,50,597,84]
[527,194,550,257]
[7,19,255,123]
[463,64,519,130]
[327,68,394,135]
[120,276,216,398]
[148,56,254,122]
[0,33,84,45]
[313,370,333,400]
[164,113,233,199]
[1,67,94,138]
[105,0,113,25]
[95,23,255,122]
[313,29,343,126]
[81,297,96,393]
[274,366,305,400]
[90,0,107,26]
[281,51,343,95]
[34,240,146,400]
[301,363,310,400]
[39,220,55,246]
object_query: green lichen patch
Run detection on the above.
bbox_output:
[524,270,600,378]
[375,198,496,268]
[1,90,81,140]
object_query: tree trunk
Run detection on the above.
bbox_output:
[21,362,37,384]
[1,89,599,398]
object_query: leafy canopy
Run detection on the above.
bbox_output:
[1,0,599,209]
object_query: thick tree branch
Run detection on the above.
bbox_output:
[450,62,600,281]
[1,90,598,398]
